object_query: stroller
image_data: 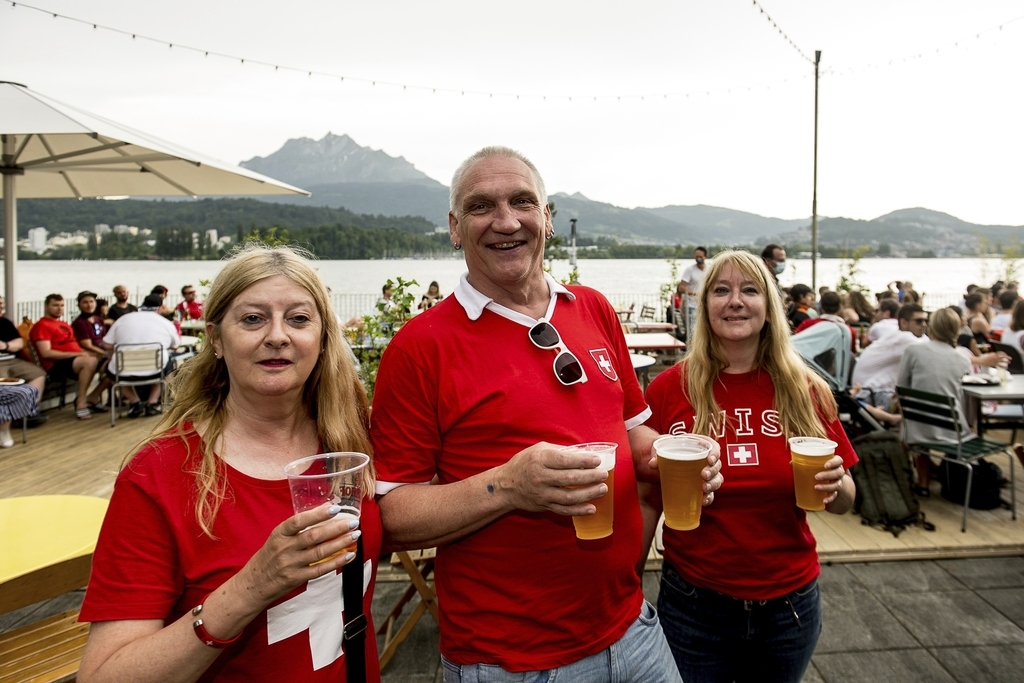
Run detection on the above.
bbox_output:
[790,321,886,439]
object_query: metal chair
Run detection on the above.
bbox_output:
[896,385,1016,532]
[109,343,168,427]
[991,341,1024,374]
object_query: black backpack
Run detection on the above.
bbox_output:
[938,458,1007,510]
[850,432,936,537]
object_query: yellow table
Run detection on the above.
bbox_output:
[0,495,108,586]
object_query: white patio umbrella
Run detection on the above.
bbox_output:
[0,80,309,313]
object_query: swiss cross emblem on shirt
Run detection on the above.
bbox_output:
[726,443,759,467]
[588,348,618,381]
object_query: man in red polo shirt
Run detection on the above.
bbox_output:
[30,293,106,419]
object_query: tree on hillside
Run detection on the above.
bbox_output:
[155,227,195,259]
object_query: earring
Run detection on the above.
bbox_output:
[453,243,462,251]
[545,232,554,240]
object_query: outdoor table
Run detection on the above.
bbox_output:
[635,321,677,333]
[0,495,108,612]
[178,335,200,349]
[630,353,657,390]
[624,333,685,352]
[179,319,205,332]
[961,374,1024,438]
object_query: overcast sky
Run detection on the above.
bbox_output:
[3,0,1022,226]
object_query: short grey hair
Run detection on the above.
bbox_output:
[449,146,547,215]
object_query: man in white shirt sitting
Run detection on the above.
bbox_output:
[853,304,928,408]
[103,294,180,417]
[866,298,900,345]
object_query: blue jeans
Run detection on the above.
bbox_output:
[441,600,681,683]
[657,564,822,683]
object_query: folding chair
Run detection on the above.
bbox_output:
[377,549,439,671]
[896,385,1017,532]
[639,304,656,321]
[109,343,169,427]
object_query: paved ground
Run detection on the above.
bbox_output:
[6,557,1024,682]
[374,556,1024,683]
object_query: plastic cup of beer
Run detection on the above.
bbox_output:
[653,435,715,531]
[788,437,838,511]
[562,442,616,540]
[283,452,369,564]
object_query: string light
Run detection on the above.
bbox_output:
[750,0,814,64]
[6,0,1021,103]
[822,13,1024,79]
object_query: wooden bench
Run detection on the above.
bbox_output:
[0,610,90,683]
[0,554,93,683]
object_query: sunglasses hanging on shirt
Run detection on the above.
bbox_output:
[529,320,588,386]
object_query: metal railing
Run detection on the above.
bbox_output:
[13,291,967,327]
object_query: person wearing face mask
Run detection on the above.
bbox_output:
[678,247,709,342]
[761,243,787,285]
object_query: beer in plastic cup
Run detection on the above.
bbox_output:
[788,437,838,511]
[654,435,715,531]
[563,442,616,540]
[283,452,370,564]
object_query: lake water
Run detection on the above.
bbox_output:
[5,256,1014,317]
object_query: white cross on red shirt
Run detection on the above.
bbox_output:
[266,561,371,670]
[727,443,759,467]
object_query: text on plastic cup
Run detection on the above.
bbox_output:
[284,452,370,563]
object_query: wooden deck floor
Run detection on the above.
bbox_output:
[3,409,1022,563]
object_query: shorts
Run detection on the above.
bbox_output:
[48,357,79,381]
[0,358,46,383]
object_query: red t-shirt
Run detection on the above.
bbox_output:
[646,366,858,599]
[80,430,382,683]
[29,316,82,370]
[371,283,648,671]
[176,300,204,320]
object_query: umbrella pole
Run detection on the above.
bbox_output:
[2,134,18,316]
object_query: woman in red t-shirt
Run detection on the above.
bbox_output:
[78,245,381,683]
[646,250,857,683]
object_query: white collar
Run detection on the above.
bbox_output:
[453,272,576,326]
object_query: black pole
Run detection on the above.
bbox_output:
[812,50,821,293]
[569,218,577,269]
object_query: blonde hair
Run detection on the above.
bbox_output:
[127,243,374,537]
[928,307,961,347]
[682,250,836,439]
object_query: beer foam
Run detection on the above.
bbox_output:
[654,436,713,461]
[788,437,837,457]
[563,442,616,470]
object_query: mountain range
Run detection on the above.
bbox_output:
[240,133,1024,254]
